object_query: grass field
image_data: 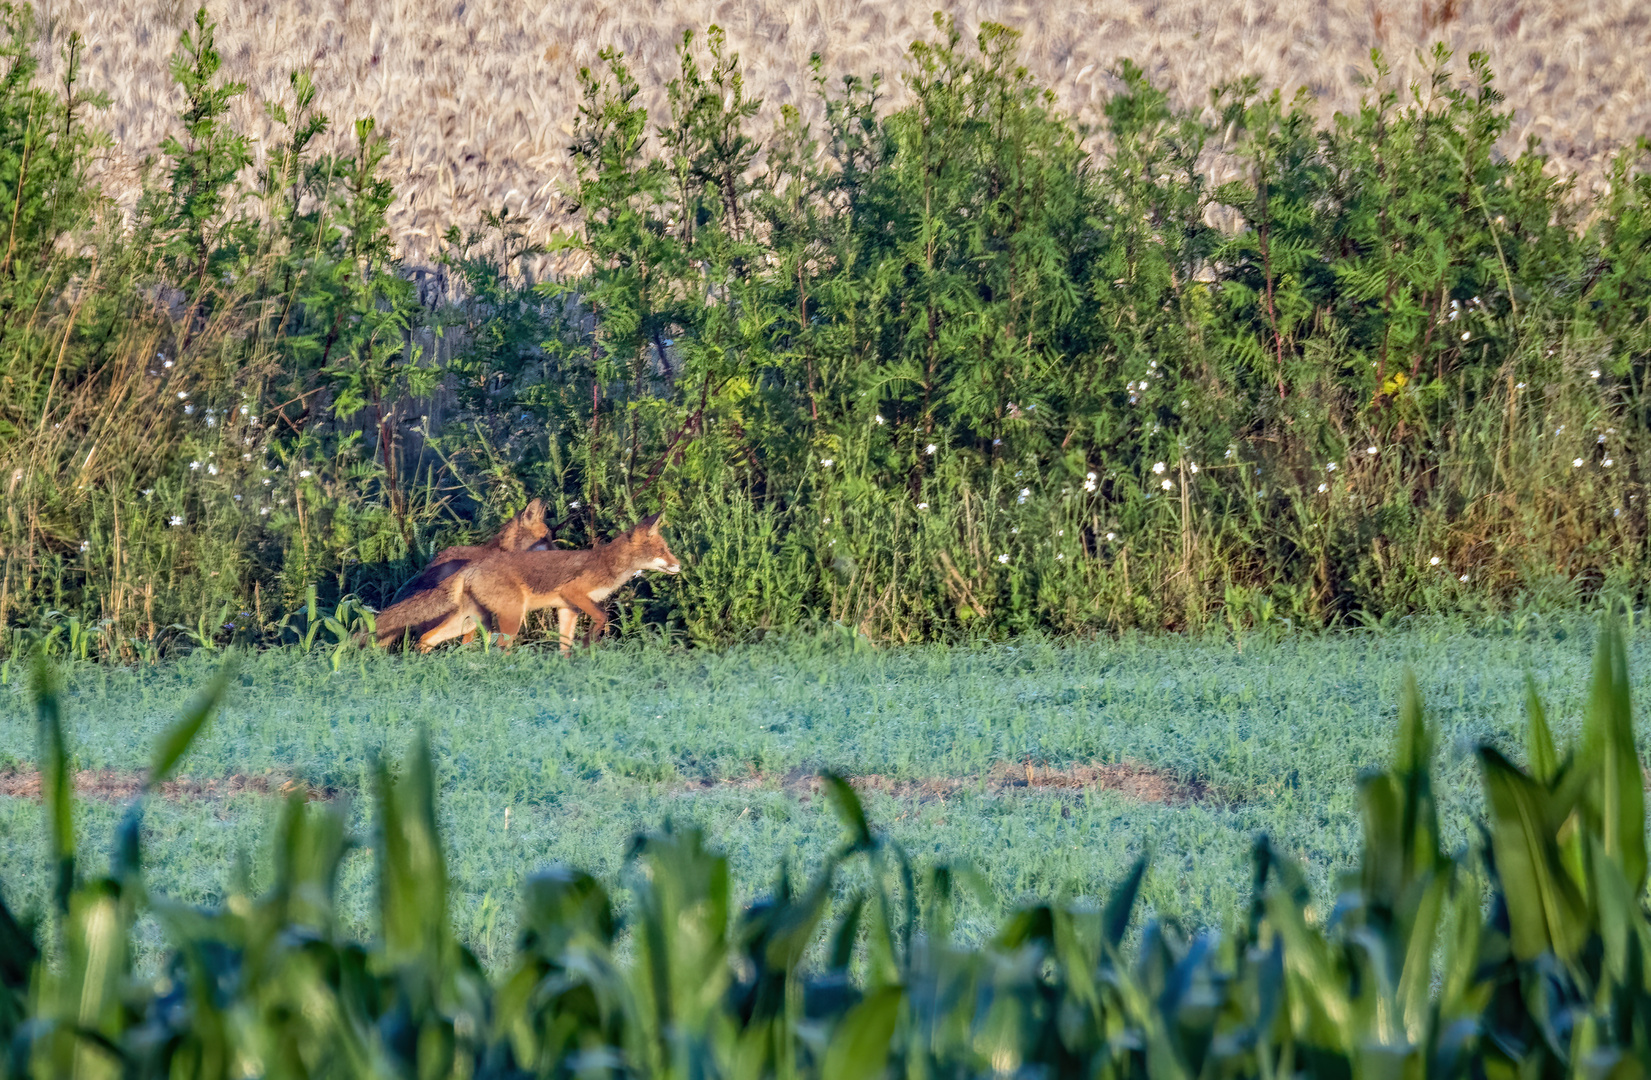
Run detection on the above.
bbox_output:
[0,619,1641,969]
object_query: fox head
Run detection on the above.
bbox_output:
[498,498,552,551]
[622,513,681,575]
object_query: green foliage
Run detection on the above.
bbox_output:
[155,6,251,311]
[6,626,1651,1075]
[12,11,1651,653]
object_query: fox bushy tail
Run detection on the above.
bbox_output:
[370,580,463,647]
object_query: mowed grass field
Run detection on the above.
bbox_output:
[0,621,1642,968]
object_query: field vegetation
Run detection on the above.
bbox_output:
[9,8,1651,1074]
[6,5,1651,651]
[1,622,1649,1076]
[0,618,1636,963]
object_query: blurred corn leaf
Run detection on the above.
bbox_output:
[146,659,233,791]
[31,654,74,914]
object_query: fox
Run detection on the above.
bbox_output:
[372,514,681,654]
[389,498,552,606]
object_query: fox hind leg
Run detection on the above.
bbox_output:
[417,611,469,651]
[419,596,484,651]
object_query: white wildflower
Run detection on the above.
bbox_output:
[997,553,1009,564]
[569,500,580,509]
[924,443,937,455]
[183,404,194,415]
[1429,556,1441,566]
[917,502,929,510]
[189,460,201,470]
[1151,461,1166,474]
[169,515,184,527]
[1105,532,1116,542]
[1018,487,1031,503]
[1591,370,1601,379]
[874,414,884,424]
[1573,458,1585,468]
[78,540,89,553]
[820,458,834,468]
[299,469,312,478]
[206,463,218,475]
[177,391,188,400]
[1604,457,1615,467]
[260,506,269,516]
[1317,482,1328,493]
[1326,462,1338,472]
[1160,478,1174,491]
[1366,445,1377,455]
[1459,573,1469,583]
[1461,331,1470,341]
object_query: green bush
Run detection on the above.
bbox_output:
[5,627,1651,1077]
[7,8,1651,654]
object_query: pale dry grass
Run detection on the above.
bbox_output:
[31,0,1651,264]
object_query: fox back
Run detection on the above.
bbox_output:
[390,498,550,604]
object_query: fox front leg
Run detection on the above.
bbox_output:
[492,595,528,649]
[570,595,608,648]
[556,607,578,657]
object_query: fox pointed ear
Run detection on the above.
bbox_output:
[520,498,545,523]
[638,512,662,534]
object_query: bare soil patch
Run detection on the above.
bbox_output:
[681,761,1210,806]
[0,769,333,803]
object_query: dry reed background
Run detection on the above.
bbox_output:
[32,0,1651,264]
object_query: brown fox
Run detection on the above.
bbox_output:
[373,514,680,654]
[390,498,552,605]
